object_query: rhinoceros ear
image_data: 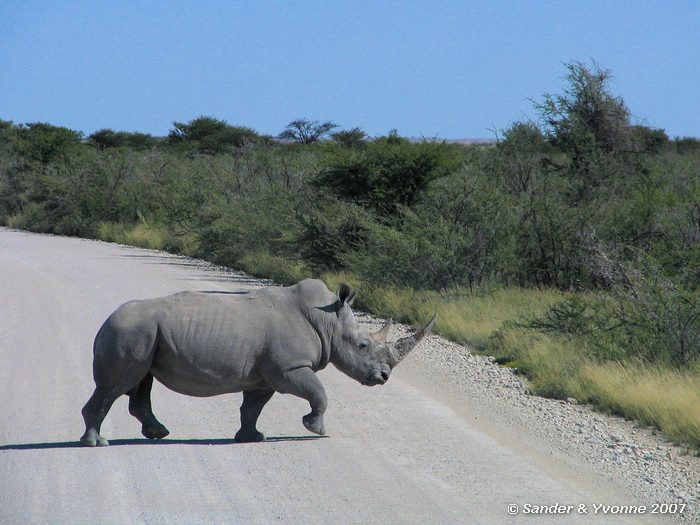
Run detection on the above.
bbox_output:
[336,283,357,307]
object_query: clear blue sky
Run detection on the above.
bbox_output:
[1,1,698,139]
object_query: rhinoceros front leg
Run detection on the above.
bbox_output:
[235,389,275,443]
[270,367,327,436]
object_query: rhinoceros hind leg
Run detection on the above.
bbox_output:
[80,387,118,447]
[235,389,274,442]
[128,374,169,440]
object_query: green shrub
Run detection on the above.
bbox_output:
[7,122,85,165]
[168,116,259,154]
[598,254,700,365]
[88,129,161,151]
[296,201,372,273]
[317,134,461,216]
[6,203,54,232]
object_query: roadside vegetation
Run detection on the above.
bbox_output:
[2,62,699,447]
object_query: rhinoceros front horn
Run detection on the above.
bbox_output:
[388,314,437,367]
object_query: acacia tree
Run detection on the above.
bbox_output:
[317,133,460,216]
[88,129,159,151]
[331,127,367,147]
[535,61,631,162]
[278,119,338,144]
[9,122,84,165]
[168,116,258,154]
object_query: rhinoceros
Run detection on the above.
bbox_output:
[80,278,436,446]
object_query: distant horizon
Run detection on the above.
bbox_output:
[2,114,506,142]
[6,116,697,143]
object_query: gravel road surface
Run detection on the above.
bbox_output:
[0,229,692,524]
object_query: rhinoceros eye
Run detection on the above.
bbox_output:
[358,339,370,352]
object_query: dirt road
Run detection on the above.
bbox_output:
[0,230,671,524]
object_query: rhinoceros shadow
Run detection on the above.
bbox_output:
[0,435,328,450]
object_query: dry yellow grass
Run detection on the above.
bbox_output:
[432,288,566,344]
[239,251,308,285]
[582,362,700,446]
[96,221,199,256]
[97,222,169,250]
[321,274,566,344]
[488,328,700,446]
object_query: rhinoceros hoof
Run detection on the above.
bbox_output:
[302,414,326,436]
[80,430,109,447]
[234,429,266,443]
[142,423,169,440]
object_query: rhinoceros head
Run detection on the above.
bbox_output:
[330,284,437,386]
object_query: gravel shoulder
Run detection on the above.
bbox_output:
[0,229,697,524]
[371,317,700,523]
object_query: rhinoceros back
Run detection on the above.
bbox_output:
[92,287,327,397]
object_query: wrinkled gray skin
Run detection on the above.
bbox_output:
[80,279,436,446]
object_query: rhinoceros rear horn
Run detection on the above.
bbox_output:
[371,318,393,344]
[388,314,437,366]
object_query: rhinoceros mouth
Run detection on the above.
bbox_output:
[363,368,390,386]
